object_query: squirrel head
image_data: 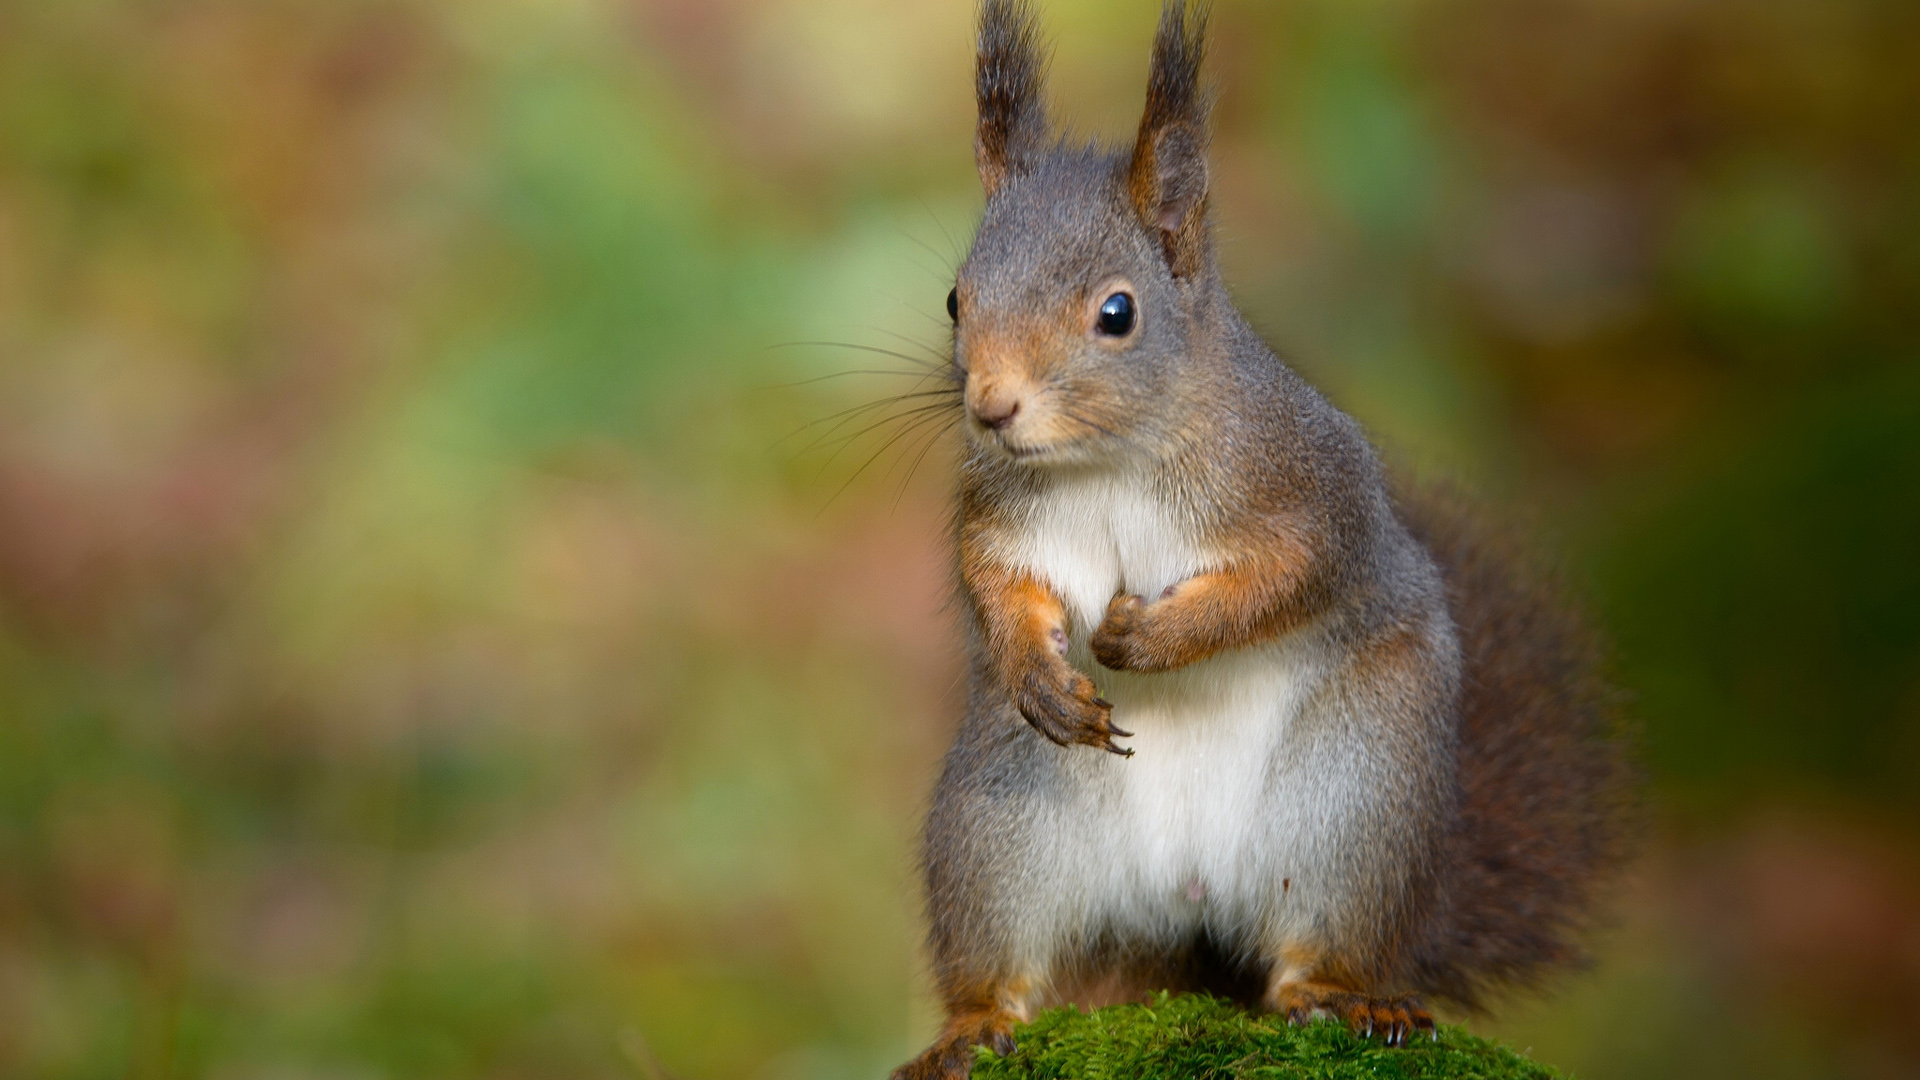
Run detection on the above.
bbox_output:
[953,0,1217,468]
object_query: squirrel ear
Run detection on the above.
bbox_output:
[976,0,1049,197]
[1128,1,1212,277]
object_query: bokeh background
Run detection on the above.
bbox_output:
[2,0,1917,1077]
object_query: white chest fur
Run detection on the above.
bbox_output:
[992,469,1329,950]
[996,468,1204,632]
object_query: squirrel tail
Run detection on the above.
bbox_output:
[1399,485,1643,1013]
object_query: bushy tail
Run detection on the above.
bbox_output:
[1400,486,1642,1012]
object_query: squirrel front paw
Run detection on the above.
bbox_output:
[1014,664,1132,756]
[1090,592,1187,673]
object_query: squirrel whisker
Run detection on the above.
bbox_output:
[892,415,964,511]
[772,389,959,456]
[771,340,956,375]
[797,397,960,465]
[825,407,962,511]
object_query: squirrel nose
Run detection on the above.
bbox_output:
[966,374,1026,431]
[973,398,1020,430]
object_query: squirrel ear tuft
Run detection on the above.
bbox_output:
[976,0,1050,197]
[1129,1,1212,277]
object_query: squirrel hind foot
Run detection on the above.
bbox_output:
[1269,981,1436,1047]
[890,1012,1017,1080]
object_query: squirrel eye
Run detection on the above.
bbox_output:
[946,287,959,323]
[1096,292,1136,336]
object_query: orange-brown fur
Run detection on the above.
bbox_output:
[957,534,1128,755]
[1089,523,1328,673]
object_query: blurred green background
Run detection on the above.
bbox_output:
[1,0,1916,1077]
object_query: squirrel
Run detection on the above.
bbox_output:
[890,3,1639,1079]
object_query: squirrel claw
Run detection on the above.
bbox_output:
[1267,983,1432,1048]
[1016,670,1132,754]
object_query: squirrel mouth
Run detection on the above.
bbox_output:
[1000,440,1054,461]
[977,425,1071,464]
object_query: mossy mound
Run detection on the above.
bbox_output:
[972,994,1564,1080]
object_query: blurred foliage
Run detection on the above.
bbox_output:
[0,1,1914,1079]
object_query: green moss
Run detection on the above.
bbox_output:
[972,994,1565,1080]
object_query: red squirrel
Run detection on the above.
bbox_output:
[891,3,1638,1077]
